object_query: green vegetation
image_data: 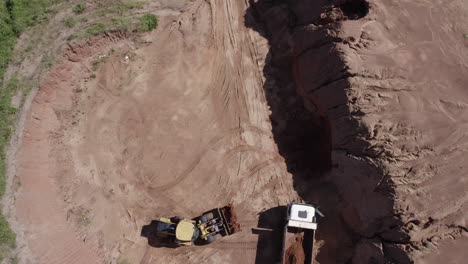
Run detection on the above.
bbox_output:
[85,22,107,36]
[84,17,134,36]
[0,1,16,83]
[72,3,86,14]
[118,259,130,264]
[41,55,54,68]
[91,56,107,71]
[0,215,15,248]
[10,256,19,264]
[78,213,91,226]
[115,1,144,15]
[64,16,76,27]
[0,77,19,196]
[1,0,61,82]
[0,78,19,260]
[85,13,157,37]
[137,13,158,32]
[1,0,64,259]
[97,1,145,16]
[111,17,132,31]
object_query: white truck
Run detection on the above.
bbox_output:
[281,203,323,264]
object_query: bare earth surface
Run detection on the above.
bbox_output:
[12,1,297,263]
[6,0,468,263]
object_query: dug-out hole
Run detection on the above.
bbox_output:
[340,0,369,20]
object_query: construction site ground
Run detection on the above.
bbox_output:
[9,1,298,263]
[4,0,468,263]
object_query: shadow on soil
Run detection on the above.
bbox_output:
[244,1,340,261]
[252,206,286,264]
[141,220,179,248]
[243,1,396,263]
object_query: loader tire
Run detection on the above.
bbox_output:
[203,213,214,220]
[206,235,218,244]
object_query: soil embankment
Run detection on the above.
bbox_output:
[8,0,468,263]
[284,235,305,264]
[247,0,468,263]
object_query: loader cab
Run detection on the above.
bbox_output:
[156,220,177,235]
[155,217,200,246]
[175,220,200,245]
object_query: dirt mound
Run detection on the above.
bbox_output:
[247,0,468,263]
[221,204,242,234]
[284,235,305,264]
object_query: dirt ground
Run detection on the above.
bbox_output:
[10,1,298,263]
[5,0,468,263]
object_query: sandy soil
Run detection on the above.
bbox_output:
[248,0,468,263]
[6,0,468,263]
[333,0,468,262]
[10,1,299,263]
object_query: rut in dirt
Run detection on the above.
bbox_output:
[245,0,410,263]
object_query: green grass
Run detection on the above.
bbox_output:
[0,77,19,258]
[0,215,15,248]
[1,0,65,259]
[0,77,19,196]
[64,16,76,27]
[72,3,86,14]
[41,55,54,68]
[78,213,91,226]
[84,13,155,37]
[115,1,144,15]
[137,13,158,32]
[112,17,132,31]
[118,259,130,264]
[1,0,62,82]
[10,256,18,264]
[91,56,107,71]
[85,23,108,36]
[97,1,145,16]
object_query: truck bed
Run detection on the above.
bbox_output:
[281,226,315,264]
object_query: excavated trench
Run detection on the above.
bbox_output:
[247,0,410,263]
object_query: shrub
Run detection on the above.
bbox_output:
[85,23,107,35]
[0,0,64,257]
[137,14,158,32]
[115,1,144,15]
[41,55,54,68]
[64,17,76,27]
[72,3,86,14]
[0,215,15,248]
[112,17,131,31]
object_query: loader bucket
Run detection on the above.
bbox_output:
[219,204,242,235]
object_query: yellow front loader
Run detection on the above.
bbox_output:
[154,205,240,246]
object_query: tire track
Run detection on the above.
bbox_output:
[149,125,272,192]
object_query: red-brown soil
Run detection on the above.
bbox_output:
[7,0,468,263]
[10,1,298,263]
[284,235,306,264]
[221,204,242,234]
[248,0,468,263]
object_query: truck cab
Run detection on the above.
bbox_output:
[281,203,322,264]
[287,203,318,230]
